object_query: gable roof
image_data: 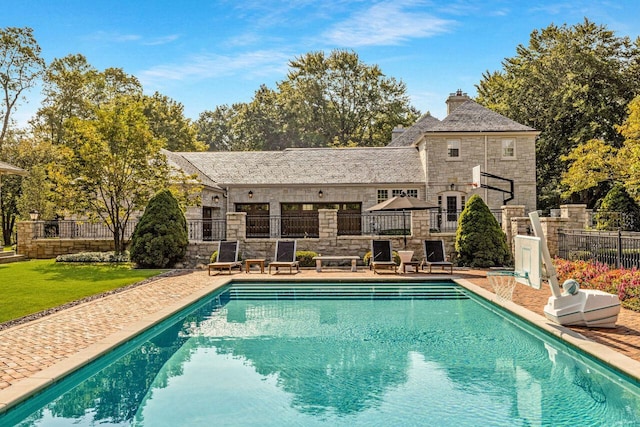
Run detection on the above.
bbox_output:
[170,147,424,186]
[427,100,536,132]
[387,113,441,147]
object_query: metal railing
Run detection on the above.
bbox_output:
[558,229,640,268]
[33,219,227,242]
[428,210,502,233]
[246,215,320,238]
[338,212,409,236]
[187,219,227,242]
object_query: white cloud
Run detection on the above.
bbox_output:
[323,1,455,47]
[143,34,181,46]
[138,50,291,85]
[86,31,142,43]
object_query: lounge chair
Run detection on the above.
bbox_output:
[370,239,397,274]
[208,241,242,275]
[268,240,300,274]
[421,240,453,274]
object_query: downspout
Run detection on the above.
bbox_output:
[484,135,488,201]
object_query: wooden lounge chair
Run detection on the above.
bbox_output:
[208,241,242,275]
[370,239,397,274]
[268,240,300,274]
[421,240,453,274]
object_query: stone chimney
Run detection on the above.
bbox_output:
[446,89,470,115]
[391,125,404,141]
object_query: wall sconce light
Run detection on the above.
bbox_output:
[213,195,220,204]
[248,190,253,199]
[318,190,323,198]
[29,210,39,221]
[450,183,455,191]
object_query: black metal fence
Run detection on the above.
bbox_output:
[428,210,502,232]
[33,219,226,242]
[558,229,640,268]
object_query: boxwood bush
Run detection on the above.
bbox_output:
[455,195,511,268]
[130,190,188,268]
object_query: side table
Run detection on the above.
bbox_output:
[245,258,266,274]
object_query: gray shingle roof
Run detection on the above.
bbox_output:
[163,149,221,189]
[427,100,536,132]
[387,113,441,147]
[172,147,424,186]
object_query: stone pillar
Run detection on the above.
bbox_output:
[318,209,337,239]
[16,221,35,257]
[502,205,525,250]
[411,210,430,240]
[560,204,588,230]
[539,217,569,258]
[226,212,246,241]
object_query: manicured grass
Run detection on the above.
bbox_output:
[0,259,166,323]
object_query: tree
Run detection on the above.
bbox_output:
[130,189,188,268]
[593,184,640,231]
[455,195,511,268]
[33,55,143,145]
[0,27,44,149]
[196,49,419,151]
[60,95,169,253]
[476,19,640,209]
[142,92,206,152]
[560,138,617,205]
[562,95,640,204]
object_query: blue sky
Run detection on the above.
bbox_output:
[4,1,640,127]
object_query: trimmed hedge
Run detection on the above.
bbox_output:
[55,251,130,263]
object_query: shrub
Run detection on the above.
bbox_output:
[363,250,401,266]
[130,190,188,268]
[296,251,318,267]
[455,195,511,268]
[56,251,130,263]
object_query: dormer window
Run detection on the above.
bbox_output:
[447,140,460,159]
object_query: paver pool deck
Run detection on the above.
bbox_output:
[1,267,640,412]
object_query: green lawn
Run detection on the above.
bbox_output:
[0,259,166,323]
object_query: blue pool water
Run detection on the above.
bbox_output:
[3,282,640,426]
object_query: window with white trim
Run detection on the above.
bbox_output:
[502,138,516,159]
[377,189,388,203]
[406,189,418,198]
[447,140,460,159]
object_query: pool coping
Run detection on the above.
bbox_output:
[1,273,640,414]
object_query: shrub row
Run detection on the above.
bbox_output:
[56,251,130,263]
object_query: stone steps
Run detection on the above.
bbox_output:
[0,251,28,264]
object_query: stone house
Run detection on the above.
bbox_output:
[165,91,539,238]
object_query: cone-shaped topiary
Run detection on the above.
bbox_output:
[595,184,640,231]
[455,195,511,268]
[130,189,188,268]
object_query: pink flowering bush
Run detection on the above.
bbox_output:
[553,258,640,312]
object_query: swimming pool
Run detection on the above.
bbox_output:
[2,281,640,426]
